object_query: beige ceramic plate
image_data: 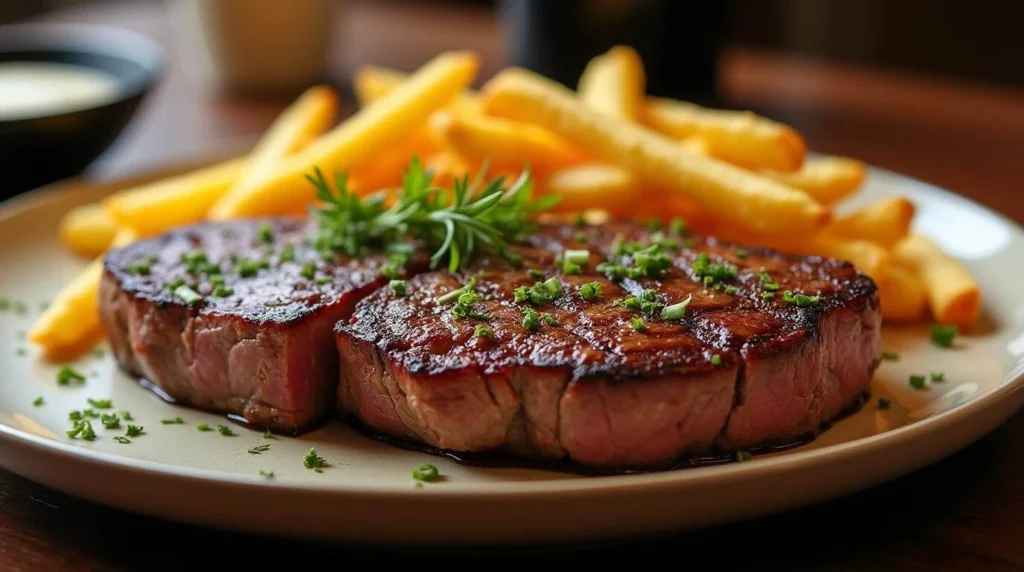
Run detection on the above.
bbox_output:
[0,162,1022,545]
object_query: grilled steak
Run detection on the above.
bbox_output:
[99,218,409,433]
[335,222,881,468]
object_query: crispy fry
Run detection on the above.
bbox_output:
[208,85,338,220]
[482,68,828,235]
[430,109,586,173]
[577,45,645,121]
[29,228,136,356]
[226,51,479,218]
[764,156,866,205]
[58,203,117,258]
[347,129,439,193]
[643,97,805,172]
[894,234,981,327]
[353,65,481,115]
[544,163,638,214]
[104,157,247,237]
[878,263,928,321]
[828,196,915,247]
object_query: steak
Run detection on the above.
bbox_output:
[99,218,411,433]
[335,222,881,469]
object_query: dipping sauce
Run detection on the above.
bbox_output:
[0,62,119,121]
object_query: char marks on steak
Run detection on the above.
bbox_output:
[100,218,414,433]
[335,222,881,468]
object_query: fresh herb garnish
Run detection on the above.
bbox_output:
[692,253,737,286]
[762,292,775,300]
[127,261,152,275]
[302,447,328,472]
[87,398,112,409]
[437,277,477,305]
[101,413,121,429]
[782,290,820,307]
[734,248,748,259]
[929,324,958,348]
[596,261,627,282]
[114,436,131,444]
[56,365,86,386]
[173,285,203,305]
[578,282,602,301]
[622,288,663,317]
[450,291,487,321]
[660,294,693,321]
[299,262,317,281]
[260,470,275,479]
[474,324,493,339]
[278,244,296,262]
[574,232,588,243]
[412,463,439,482]
[67,420,96,441]
[877,397,891,410]
[514,277,563,305]
[909,375,927,390]
[758,268,780,291]
[258,223,274,244]
[213,285,234,297]
[669,218,687,237]
[264,429,275,439]
[527,268,546,281]
[711,354,722,366]
[631,316,647,331]
[196,423,213,432]
[125,424,144,437]
[521,307,542,331]
[629,244,673,278]
[217,424,236,436]
[32,396,44,407]
[248,444,271,455]
[881,351,899,361]
[931,372,946,382]
[389,279,407,296]
[236,258,262,278]
[161,417,185,425]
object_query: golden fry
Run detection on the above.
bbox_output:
[104,157,247,237]
[353,64,481,115]
[828,196,915,247]
[482,68,828,235]
[544,163,638,214]
[227,51,479,218]
[58,203,117,258]
[764,156,866,205]
[643,97,805,172]
[878,263,928,322]
[894,234,981,327]
[577,45,645,121]
[208,85,338,220]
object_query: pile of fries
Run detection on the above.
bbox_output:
[36,47,981,358]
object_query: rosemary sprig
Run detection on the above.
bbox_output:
[308,157,557,271]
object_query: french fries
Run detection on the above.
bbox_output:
[104,157,247,237]
[894,234,981,327]
[577,45,645,121]
[764,156,866,205]
[58,203,118,257]
[482,68,829,235]
[878,263,928,322]
[828,196,915,247]
[222,51,479,218]
[208,85,338,220]
[544,164,638,214]
[353,64,481,115]
[643,97,806,172]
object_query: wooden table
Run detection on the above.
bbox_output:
[6,2,1024,569]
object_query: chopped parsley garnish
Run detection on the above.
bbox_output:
[629,245,673,278]
[56,365,86,386]
[247,444,271,455]
[931,372,946,382]
[734,248,748,259]
[929,324,958,348]
[67,420,96,441]
[691,253,737,286]
[264,429,275,439]
[596,262,627,282]
[127,261,152,275]
[213,285,234,297]
[724,285,738,296]
[181,250,218,276]
[166,277,186,292]
[631,316,647,331]
[877,398,892,410]
[578,282,602,301]
[437,277,478,305]
[32,396,44,407]
[173,285,203,305]
[474,324,493,339]
[161,417,185,425]
[736,450,753,462]
[622,288,663,317]
[260,470,275,479]
[258,223,274,243]
[196,423,213,432]
[315,276,332,285]
[217,424,236,436]
[236,257,263,278]
[782,290,820,307]
[114,436,131,444]
[522,307,542,331]
[120,411,133,421]
[302,447,328,472]
[412,463,440,482]
[909,375,927,390]
[762,292,775,300]
[389,279,407,296]
[527,268,546,281]
[881,351,899,361]
[514,277,563,305]
[278,244,295,262]
[710,354,722,366]
[125,424,144,437]
[669,218,687,237]
[660,294,693,321]
[758,268,780,291]
[451,292,487,321]
[87,398,112,409]
[575,232,588,243]
[101,413,121,429]
[299,262,317,281]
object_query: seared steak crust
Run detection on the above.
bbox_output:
[100,218,407,433]
[336,222,881,468]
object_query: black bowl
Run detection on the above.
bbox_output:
[0,24,164,197]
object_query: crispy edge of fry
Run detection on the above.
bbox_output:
[894,234,981,327]
[643,97,806,172]
[226,51,480,219]
[577,45,645,121]
[58,202,118,258]
[103,157,247,237]
[430,109,586,173]
[764,156,866,205]
[544,163,638,214]
[828,196,915,247]
[482,67,829,235]
[878,262,928,322]
[353,64,481,115]
[208,85,338,220]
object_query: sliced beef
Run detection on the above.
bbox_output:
[99,218,413,433]
[335,222,881,469]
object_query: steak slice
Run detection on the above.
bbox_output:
[99,218,411,433]
[335,222,881,468]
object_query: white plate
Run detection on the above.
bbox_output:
[1,164,1022,545]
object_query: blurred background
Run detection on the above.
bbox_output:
[1,0,1022,212]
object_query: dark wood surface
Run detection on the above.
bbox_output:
[6,1,1024,569]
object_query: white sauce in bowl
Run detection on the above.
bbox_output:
[0,62,119,121]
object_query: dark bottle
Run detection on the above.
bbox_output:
[500,0,728,105]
